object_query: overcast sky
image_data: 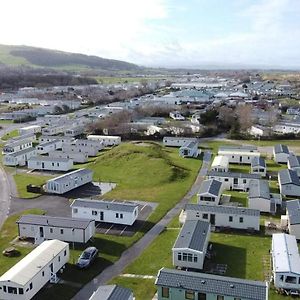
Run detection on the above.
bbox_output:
[1,0,300,68]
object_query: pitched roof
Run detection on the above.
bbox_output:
[6,147,36,157]
[211,155,229,168]
[17,214,93,229]
[251,157,266,168]
[181,140,198,149]
[208,171,261,180]
[0,240,68,285]
[274,144,289,154]
[218,145,257,152]
[198,179,222,196]
[288,154,300,168]
[28,155,71,163]
[286,200,300,225]
[185,204,260,217]
[248,180,270,200]
[47,168,93,184]
[89,285,133,300]
[173,220,210,252]
[272,233,300,275]
[279,169,300,186]
[71,199,138,213]
[155,268,267,300]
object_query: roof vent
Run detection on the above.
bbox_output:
[230,284,234,288]
[201,280,206,284]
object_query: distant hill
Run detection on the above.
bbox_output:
[0,44,140,72]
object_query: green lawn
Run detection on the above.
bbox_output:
[13,173,53,198]
[1,129,19,141]
[229,163,250,173]
[0,209,45,274]
[222,190,248,207]
[0,119,13,124]
[267,160,286,173]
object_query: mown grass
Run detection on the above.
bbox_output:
[13,173,53,198]
[229,163,250,173]
[222,190,248,207]
[1,129,19,141]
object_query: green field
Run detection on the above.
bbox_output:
[13,173,53,198]
[1,129,19,141]
[222,190,248,207]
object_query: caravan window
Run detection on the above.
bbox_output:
[19,288,24,294]
[8,287,17,294]
[286,276,297,284]
[185,290,195,300]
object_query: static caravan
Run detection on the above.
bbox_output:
[272,233,300,292]
[36,140,62,155]
[48,150,88,164]
[155,268,268,300]
[248,180,281,213]
[9,133,36,143]
[273,144,290,163]
[71,199,139,226]
[211,155,229,172]
[197,179,222,205]
[287,154,300,176]
[172,220,210,270]
[169,111,185,120]
[278,169,300,197]
[184,203,260,231]
[39,135,75,144]
[89,285,134,300]
[3,147,37,167]
[17,214,95,244]
[179,140,199,158]
[163,136,197,147]
[45,168,93,194]
[3,140,32,154]
[218,146,260,164]
[44,114,69,125]
[251,157,267,177]
[0,240,69,300]
[87,135,121,147]
[64,125,85,137]
[28,156,73,171]
[285,200,300,240]
[19,125,41,135]
[74,139,104,151]
[42,125,65,136]
[207,171,261,191]
[62,143,99,157]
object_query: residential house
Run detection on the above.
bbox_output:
[28,156,73,171]
[36,140,62,155]
[39,135,75,144]
[2,147,37,167]
[42,125,65,136]
[211,155,229,172]
[218,146,260,164]
[198,179,223,205]
[19,125,41,135]
[0,240,69,300]
[272,233,300,292]
[3,140,33,154]
[17,215,95,244]
[184,203,260,231]
[251,157,267,177]
[48,150,88,164]
[71,199,139,226]
[44,169,93,194]
[62,143,99,157]
[179,140,199,158]
[172,220,210,270]
[64,125,85,137]
[163,136,198,147]
[87,135,121,146]
[155,268,268,300]
[273,144,290,163]
[278,169,300,197]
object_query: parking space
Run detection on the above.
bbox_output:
[95,201,157,237]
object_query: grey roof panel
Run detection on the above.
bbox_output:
[208,171,261,179]
[288,154,300,168]
[219,145,257,151]
[251,157,266,168]
[90,285,132,300]
[71,199,138,213]
[156,268,267,300]
[6,147,36,157]
[279,169,300,186]
[173,220,210,252]
[198,179,222,196]
[47,168,93,184]
[286,200,300,225]
[274,144,289,154]
[16,214,93,229]
[248,180,270,200]
[185,203,260,216]
[28,155,71,163]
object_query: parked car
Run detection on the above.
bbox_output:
[76,246,98,269]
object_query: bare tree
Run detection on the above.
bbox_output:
[235,104,253,131]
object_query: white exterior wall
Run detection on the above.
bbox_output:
[37,141,62,154]
[87,135,121,146]
[248,197,271,213]
[186,210,260,231]
[179,145,198,158]
[48,151,88,163]
[3,141,33,154]
[280,184,300,197]
[64,126,85,137]
[197,192,220,206]
[42,125,65,136]
[3,149,37,167]
[251,166,267,177]
[45,171,93,194]
[163,137,197,147]
[18,222,95,244]
[274,124,300,134]
[0,244,69,300]
[19,125,41,135]
[208,175,254,191]
[72,206,138,226]
[218,151,260,164]
[28,159,73,171]
[62,144,99,157]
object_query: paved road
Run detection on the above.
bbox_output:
[0,166,11,228]
[72,151,211,300]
